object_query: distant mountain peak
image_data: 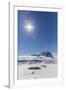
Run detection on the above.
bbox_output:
[40,51,54,58]
[32,51,54,58]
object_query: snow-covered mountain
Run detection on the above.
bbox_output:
[18,55,56,61]
[32,51,54,58]
[18,51,57,64]
[18,51,56,60]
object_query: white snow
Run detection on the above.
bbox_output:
[18,55,56,61]
[17,56,57,80]
[17,63,57,80]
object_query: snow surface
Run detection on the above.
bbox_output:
[17,56,57,80]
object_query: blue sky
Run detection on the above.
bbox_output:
[18,10,57,56]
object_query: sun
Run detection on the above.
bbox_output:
[24,22,34,32]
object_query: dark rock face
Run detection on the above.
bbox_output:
[28,67,41,70]
[40,51,54,58]
[32,54,40,56]
[41,65,46,68]
[29,60,42,64]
